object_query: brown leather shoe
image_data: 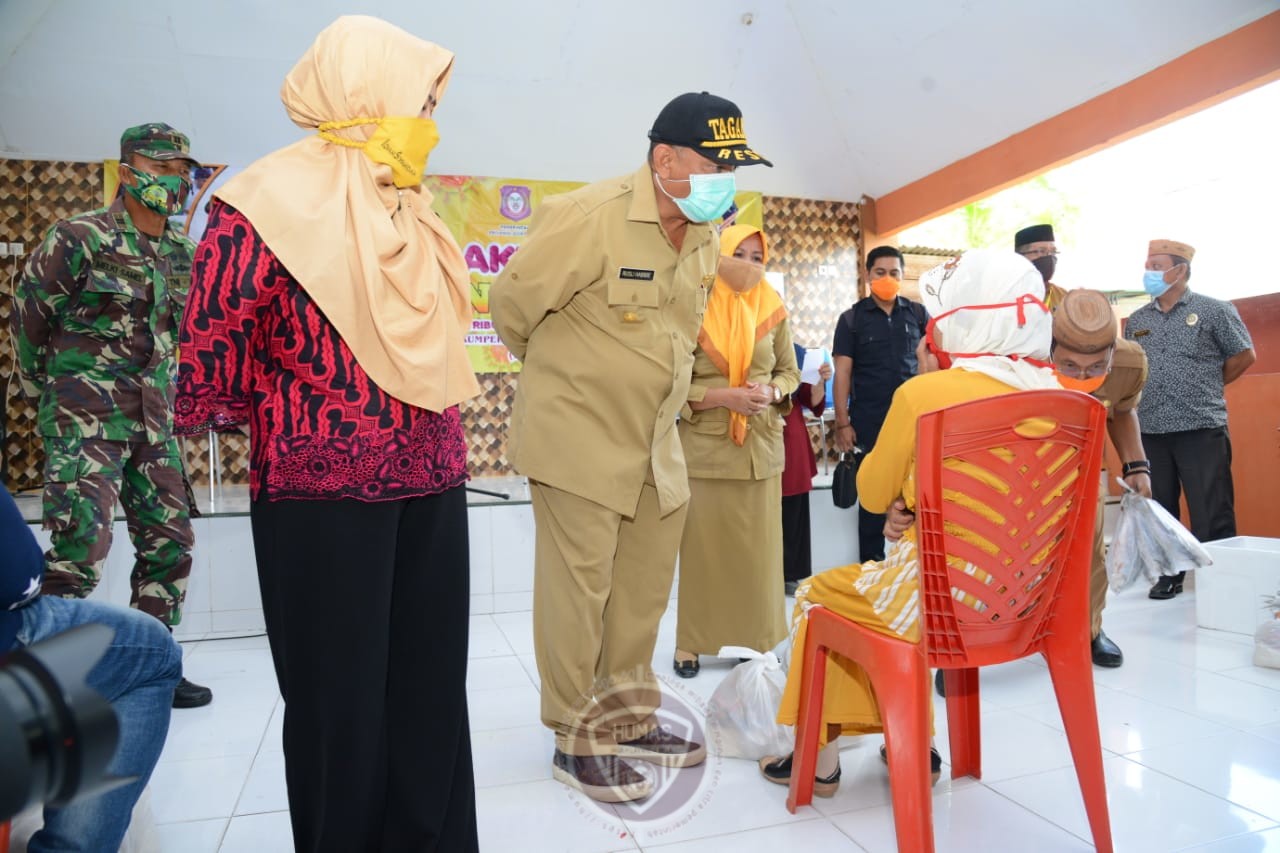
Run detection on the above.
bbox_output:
[552,749,653,803]
[615,727,707,768]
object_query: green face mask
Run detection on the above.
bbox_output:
[123,164,191,217]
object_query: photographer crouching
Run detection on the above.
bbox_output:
[1,487,181,852]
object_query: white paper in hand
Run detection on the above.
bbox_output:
[800,348,825,384]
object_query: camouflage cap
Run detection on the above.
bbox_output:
[120,122,198,164]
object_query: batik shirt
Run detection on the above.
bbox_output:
[1123,289,1253,434]
[174,201,468,502]
[12,197,194,442]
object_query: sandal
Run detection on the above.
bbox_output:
[758,753,841,797]
[879,743,943,786]
[672,657,700,678]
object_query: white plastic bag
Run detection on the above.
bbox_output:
[1255,620,1280,670]
[705,646,793,760]
[1257,593,1280,670]
[1107,481,1213,592]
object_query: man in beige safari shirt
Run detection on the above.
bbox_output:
[491,92,772,803]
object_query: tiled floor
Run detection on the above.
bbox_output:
[147,586,1280,852]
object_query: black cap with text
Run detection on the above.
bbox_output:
[648,92,773,167]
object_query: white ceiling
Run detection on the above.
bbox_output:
[1,0,1276,203]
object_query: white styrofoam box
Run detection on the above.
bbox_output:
[468,506,494,596]
[206,518,261,613]
[1197,537,1280,635]
[809,490,861,572]
[490,502,536,593]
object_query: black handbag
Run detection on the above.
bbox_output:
[831,448,864,509]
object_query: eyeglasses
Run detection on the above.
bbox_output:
[1018,248,1060,260]
[1054,348,1113,378]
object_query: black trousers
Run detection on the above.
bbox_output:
[1144,426,1238,582]
[250,487,478,853]
[857,506,887,564]
[853,407,889,564]
[782,492,812,582]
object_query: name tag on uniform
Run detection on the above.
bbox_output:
[94,260,147,284]
[619,267,655,281]
[1133,329,1151,338]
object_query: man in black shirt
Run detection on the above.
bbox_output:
[831,246,929,562]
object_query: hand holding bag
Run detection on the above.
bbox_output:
[831,448,863,509]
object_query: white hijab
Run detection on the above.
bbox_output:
[918,249,1059,391]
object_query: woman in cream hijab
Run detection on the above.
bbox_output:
[673,224,800,677]
[759,249,1057,797]
[175,16,478,851]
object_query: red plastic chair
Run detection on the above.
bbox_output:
[786,390,1113,853]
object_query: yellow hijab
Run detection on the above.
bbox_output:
[215,15,479,412]
[698,223,787,446]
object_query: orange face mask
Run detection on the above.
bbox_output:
[870,276,900,301]
[1056,373,1107,393]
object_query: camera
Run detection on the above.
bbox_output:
[0,623,124,823]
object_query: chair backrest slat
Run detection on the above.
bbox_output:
[916,390,1106,667]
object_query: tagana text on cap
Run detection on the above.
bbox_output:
[1147,239,1195,261]
[648,92,773,167]
[120,122,198,164]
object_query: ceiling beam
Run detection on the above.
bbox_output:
[872,10,1280,236]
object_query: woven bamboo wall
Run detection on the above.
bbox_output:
[1,157,861,487]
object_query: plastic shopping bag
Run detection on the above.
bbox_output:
[1257,592,1280,670]
[705,646,793,760]
[1106,480,1213,592]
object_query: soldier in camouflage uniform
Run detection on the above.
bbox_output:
[11,123,212,708]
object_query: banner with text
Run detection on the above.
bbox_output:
[424,175,584,373]
[426,175,764,373]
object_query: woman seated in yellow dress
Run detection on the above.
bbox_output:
[759,248,1060,796]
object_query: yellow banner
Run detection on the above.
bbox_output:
[425,175,763,373]
[424,176,584,373]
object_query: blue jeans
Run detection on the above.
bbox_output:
[15,597,182,853]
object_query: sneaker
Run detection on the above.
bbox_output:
[552,749,653,803]
[758,753,841,797]
[879,743,943,786]
[172,677,213,709]
[615,727,706,768]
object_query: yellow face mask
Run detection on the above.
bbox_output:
[318,116,440,188]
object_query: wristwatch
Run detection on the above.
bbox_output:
[771,384,782,403]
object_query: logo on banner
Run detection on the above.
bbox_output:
[500,185,532,221]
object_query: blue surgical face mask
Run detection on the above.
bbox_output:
[654,170,737,223]
[1143,269,1174,298]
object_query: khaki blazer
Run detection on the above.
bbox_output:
[491,165,718,516]
[1094,338,1148,417]
[679,316,800,480]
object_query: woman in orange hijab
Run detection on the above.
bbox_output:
[175,16,478,850]
[673,224,800,677]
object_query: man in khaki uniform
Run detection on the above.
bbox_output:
[491,92,772,803]
[1049,289,1151,667]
